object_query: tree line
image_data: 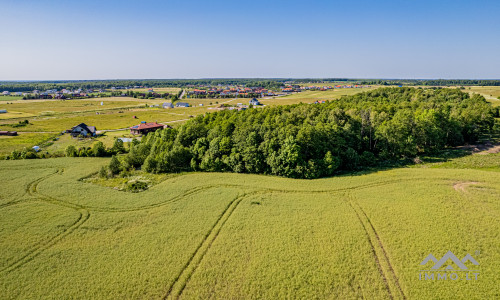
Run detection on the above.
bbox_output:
[3,79,500,93]
[107,87,494,179]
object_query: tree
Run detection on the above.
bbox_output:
[111,138,126,154]
[92,141,106,157]
[98,166,108,178]
[109,156,122,175]
[65,145,77,157]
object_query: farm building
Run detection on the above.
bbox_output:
[0,109,7,114]
[175,102,190,108]
[0,131,17,136]
[249,98,261,106]
[163,102,174,109]
[130,122,171,135]
[69,123,97,137]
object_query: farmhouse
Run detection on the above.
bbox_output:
[130,122,170,135]
[162,102,174,109]
[249,98,261,106]
[175,102,190,108]
[69,123,97,137]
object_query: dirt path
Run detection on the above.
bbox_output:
[347,193,407,300]
[164,192,251,299]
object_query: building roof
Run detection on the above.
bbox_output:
[130,122,165,130]
[72,123,96,134]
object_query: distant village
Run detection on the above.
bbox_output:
[1,83,370,101]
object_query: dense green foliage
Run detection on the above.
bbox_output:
[122,88,494,178]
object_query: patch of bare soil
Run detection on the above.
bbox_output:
[453,182,479,192]
[457,140,500,155]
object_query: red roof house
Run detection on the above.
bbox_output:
[129,122,167,135]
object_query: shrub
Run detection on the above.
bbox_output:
[92,141,107,157]
[65,145,78,157]
[126,180,148,192]
[98,166,108,178]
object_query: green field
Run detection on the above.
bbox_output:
[0,155,499,299]
[0,133,58,155]
[259,87,377,106]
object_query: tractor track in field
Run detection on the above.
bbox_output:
[1,169,90,274]
[347,193,406,300]
[164,191,260,300]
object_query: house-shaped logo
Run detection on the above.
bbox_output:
[420,250,479,270]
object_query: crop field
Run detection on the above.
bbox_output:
[0,155,499,299]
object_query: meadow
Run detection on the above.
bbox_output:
[0,154,499,299]
[259,87,377,106]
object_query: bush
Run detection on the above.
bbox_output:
[126,180,148,192]
[109,155,122,175]
[65,145,78,157]
[98,166,108,178]
[92,141,107,157]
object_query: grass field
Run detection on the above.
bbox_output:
[0,133,58,155]
[0,95,24,101]
[259,87,377,106]
[0,154,498,299]
[466,86,500,107]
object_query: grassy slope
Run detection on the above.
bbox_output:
[0,156,498,299]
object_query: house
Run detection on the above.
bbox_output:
[175,102,190,108]
[69,123,97,137]
[162,102,174,109]
[249,98,261,106]
[130,122,168,135]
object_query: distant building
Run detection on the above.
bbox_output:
[69,123,97,137]
[249,98,261,106]
[163,102,174,109]
[2,91,9,95]
[0,109,7,113]
[175,102,190,108]
[130,122,169,135]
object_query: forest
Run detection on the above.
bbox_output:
[112,88,495,179]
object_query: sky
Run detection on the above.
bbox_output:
[1,0,499,80]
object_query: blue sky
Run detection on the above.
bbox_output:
[1,0,499,80]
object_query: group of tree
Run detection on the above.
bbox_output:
[64,138,128,158]
[105,87,495,179]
